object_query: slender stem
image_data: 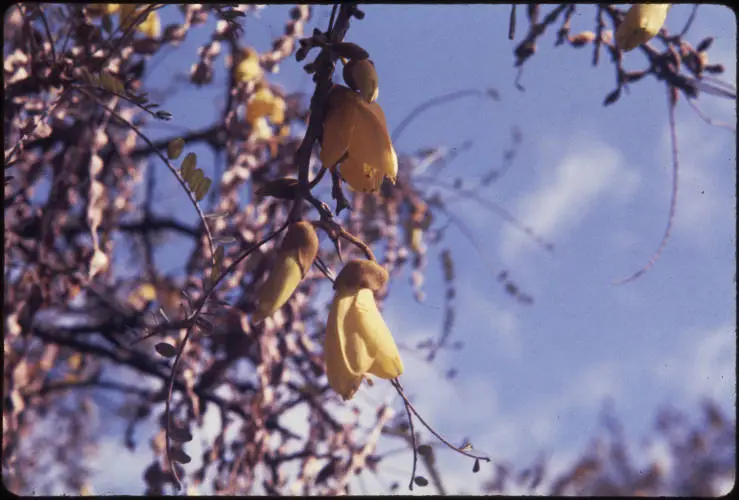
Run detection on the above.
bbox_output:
[165,220,290,488]
[391,89,492,144]
[613,86,680,285]
[391,379,490,463]
[397,386,419,491]
[679,5,699,38]
[77,87,218,263]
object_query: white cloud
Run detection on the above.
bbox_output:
[653,323,736,405]
[499,137,637,263]
[655,117,734,247]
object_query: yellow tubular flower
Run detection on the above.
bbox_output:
[236,48,263,84]
[615,4,671,52]
[246,85,286,126]
[253,221,319,322]
[320,85,398,193]
[137,11,161,38]
[324,260,404,401]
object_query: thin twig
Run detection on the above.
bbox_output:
[613,86,680,285]
[165,220,290,488]
[679,5,699,38]
[391,379,490,463]
[685,98,736,131]
[76,87,218,263]
[398,387,419,491]
[417,178,554,252]
[35,5,57,63]
[391,89,497,144]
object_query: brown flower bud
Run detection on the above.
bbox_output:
[334,259,388,293]
[281,221,320,274]
[570,31,596,47]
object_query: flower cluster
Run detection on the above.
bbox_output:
[253,48,404,401]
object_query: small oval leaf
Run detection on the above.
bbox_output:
[154,342,177,358]
[188,168,205,192]
[603,87,621,106]
[696,36,714,52]
[473,459,481,473]
[195,177,212,201]
[413,476,429,487]
[180,153,197,180]
[170,426,193,443]
[417,445,432,456]
[170,448,191,464]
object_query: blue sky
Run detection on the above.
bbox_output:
[59,4,736,495]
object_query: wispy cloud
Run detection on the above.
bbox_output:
[499,136,638,263]
[656,117,735,247]
[653,323,736,405]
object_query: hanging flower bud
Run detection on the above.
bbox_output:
[616,4,671,52]
[324,260,404,400]
[320,85,398,193]
[343,58,379,103]
[253,221,319,322]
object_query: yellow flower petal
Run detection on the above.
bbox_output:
[616,4,670,52]
[246,87,275,124]
[347,288,403,379]
[325,292,364,399]
[269,98,286,125]
[320,86,358,168]
[349,96,398,183]
[236,58,263,84]
[138,11,160,38]
[253,253,302,322]
[339,156,383,193]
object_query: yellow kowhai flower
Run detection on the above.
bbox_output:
[235,48,263,84]
[246,84,286,126]
[615,4,671,52]
[253,221,318,322]
[119,5,161,38]
[320,85,398,193]
[324,259,403,400]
